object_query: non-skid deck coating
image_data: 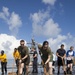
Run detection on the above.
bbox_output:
[0,66,75,75]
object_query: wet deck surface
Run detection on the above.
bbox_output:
[0,66,75,75]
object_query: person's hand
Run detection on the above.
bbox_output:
[43,63,46,68]
[19,59,22,63]
[45,62,47,65]
[71,56,74,60]
[61,57,64,60]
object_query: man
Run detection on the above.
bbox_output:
[18,40,30,75]
[13,48,21,75]
[56,44,66,75]
[0,50,7,75]
[66,46,75,74]
[31,47,38,73]
[38,41,53,75]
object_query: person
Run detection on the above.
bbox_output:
[66,46,75,74]
[52,52,56,73]
[13,48,21,75]
[0,50,7,75]
[38,41,53,75]
[56,44,66,75]
[31,47,38,73]
[18,40,30,75]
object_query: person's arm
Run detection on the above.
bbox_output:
[2,54,7,59]
[63,53,66,59]
[38,45,45,65]
[71,51,75,59]
[63,50,66,59]
[0,55,1,61]
[33,54,37,58]
[63,53,66,58]
[66,51,68,57]
[45,55,50,64]
[38,44,42,50]
[56,51,62,58]
[73,51,75,56]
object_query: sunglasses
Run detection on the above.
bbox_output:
[45,43,48,45]
[21,44,24,46]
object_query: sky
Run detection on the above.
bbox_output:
[0,0,75,59]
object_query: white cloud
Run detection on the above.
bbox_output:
[42,0,56,5]
[0,34,20,59]
[31,10,75,55]
[0,7,22,36]
[30,10,61,37]
[3,7,10,17]
[47,33,75,53]
[47,35,67,53]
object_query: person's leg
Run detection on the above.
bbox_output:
[1,62,4,74]
[62,59,66,75]
[57,60,60,74]
[43,66,49,75]
[4,62,7,73]
[26,65,29,75]
[67,60,70,73]
[23,63,26,75]
[34,59,38,73]
[16,59,19,74]
[58,66,60,74]
[70,63,73,74]
[48,62,53,75]
[32,61,35,73]
[35,63,38,73]
[19,63,24,75]
[52,61,55,73]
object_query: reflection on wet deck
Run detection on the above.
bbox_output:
[0,66,75,75]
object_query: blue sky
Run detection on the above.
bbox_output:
[0,0,75,58]
[0,0,75,40]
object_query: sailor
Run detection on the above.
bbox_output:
[13,48,20,75]
[38,41,53,75]
[0,50,7,75]
[66,46,75,74]
[18,40,30,75]
[56,44,66,75]
[31,47,38,73]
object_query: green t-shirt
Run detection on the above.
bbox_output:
[38,45,53,62]
[18,46,29,58]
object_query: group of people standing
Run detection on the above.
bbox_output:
[0,39,75,75]
[56,44,75,75]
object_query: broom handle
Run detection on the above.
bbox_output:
[12,59,15,75]
[18,60,21,75]
[62,58,66,72]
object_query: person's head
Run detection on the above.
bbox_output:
[31,47,36,51]
[1,50,4,55]
[70,46,74,50]
[20,40,25,47]
[43,41,49,49]
[14,48,18,52]
[61,44,64,49]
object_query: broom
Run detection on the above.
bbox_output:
[62,58,67,75]
[8,60,17,75]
